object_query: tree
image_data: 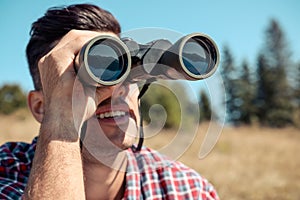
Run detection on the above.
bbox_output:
[294,62,300,108]
[237,60,256,124]
[140,81,194,129]
[255,53,272,124]
[198,90,212,122]
[293,62,300,127]
[0,84,27,115]
[255,19,294,127]
[220,45,241,124]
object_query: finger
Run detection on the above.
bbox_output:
[40,30,117,74]
[72,76,97,131]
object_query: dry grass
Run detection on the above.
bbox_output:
[144,124,300,200]
[1,109,299,199]
[0,109,39,143]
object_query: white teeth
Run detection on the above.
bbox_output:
[97,111,126,119]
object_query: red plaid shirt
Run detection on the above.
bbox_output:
[0,137,219,199]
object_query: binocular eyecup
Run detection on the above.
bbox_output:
[75,33,219,86]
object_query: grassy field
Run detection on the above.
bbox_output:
[1,109,299,199]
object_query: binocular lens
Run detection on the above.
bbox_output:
[88,39,129,82]
[181,36,218,78]
[77,33,219,86]
[77,35,131,86]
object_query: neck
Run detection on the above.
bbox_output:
[82,148,128,200]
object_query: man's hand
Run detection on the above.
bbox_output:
[24,30,116,199]
[38,30,110,139]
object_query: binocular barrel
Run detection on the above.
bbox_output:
[75,33,219,86]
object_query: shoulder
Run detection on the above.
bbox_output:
[0,137,37,153]
[0,137,37,170]
[127,146,219,199]
[0,137,37,199]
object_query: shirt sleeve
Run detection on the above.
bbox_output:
[0,139,37,200]
[0,177,24,200]
[127,146,220,199]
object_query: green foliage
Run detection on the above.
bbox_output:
[255,19,294,127]
[220,47,256,125]
[294,63,300,108]
[292,63,300,127]
[255,54,271,122]
[0,84,27,115]
[237,61,256,124]
[221,45,245,124]
[140,81,196,129]
[220,18,298,127]
[199,90,212,122]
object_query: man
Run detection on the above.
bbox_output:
[0,4,219,199]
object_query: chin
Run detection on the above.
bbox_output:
[106,127,138,150]
[104,117,139,149]
[121,133,137,149]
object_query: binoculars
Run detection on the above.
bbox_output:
[75,33,219,86]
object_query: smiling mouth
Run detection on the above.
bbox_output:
[94,96,137,126]
[96,111,128,119]
[95,110,130,126]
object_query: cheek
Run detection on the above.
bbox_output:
[126,84,140,119]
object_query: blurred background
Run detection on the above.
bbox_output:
[1,0,299,199]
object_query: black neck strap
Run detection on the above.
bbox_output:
[134,82,151,152]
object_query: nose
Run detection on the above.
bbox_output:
[111,83,128,98]
[94,83,131,105]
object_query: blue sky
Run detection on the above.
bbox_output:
[0,0,299,95]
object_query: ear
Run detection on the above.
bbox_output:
[27,90,44,123]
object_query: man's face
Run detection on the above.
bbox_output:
[82,83,140,158]
[75,32,141,154]
[29,30,140,163]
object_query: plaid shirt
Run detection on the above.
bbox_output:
[0,137,219,199]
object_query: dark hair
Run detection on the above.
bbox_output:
[26,4,121,90]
